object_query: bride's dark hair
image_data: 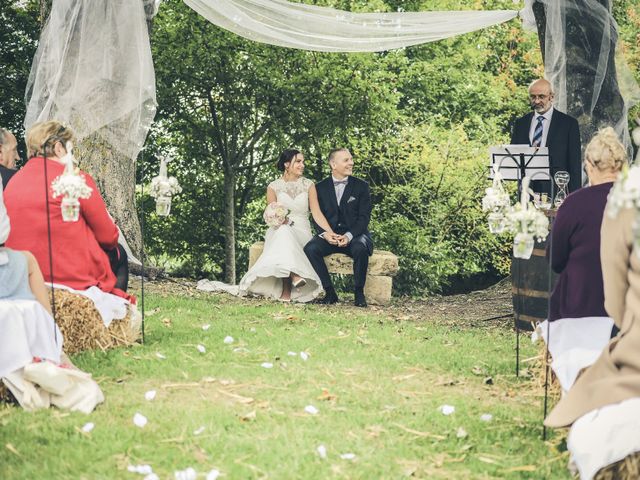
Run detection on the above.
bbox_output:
[277,149,301,172]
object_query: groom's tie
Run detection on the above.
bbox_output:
[531,116,545,147]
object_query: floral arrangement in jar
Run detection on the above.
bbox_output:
[263,202,292,228]
[481,169,511,234]
[51,142,92,222]
[149,156,182,216]
[505,177,549,259]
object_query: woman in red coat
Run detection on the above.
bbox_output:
[3,121,133,303]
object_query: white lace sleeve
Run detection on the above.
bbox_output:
[267,179,282,194]
[303,177,314,191]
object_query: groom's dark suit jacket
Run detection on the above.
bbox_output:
[511,109,582,193]
[313,176,373,254]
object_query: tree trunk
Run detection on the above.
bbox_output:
[223,166,236,284]
[75,134,143,258]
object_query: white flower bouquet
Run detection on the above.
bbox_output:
[263,202,291,227]
[51,172,92,200]
[150,176,182,199]
[506,203,549,241]
[607,165,640,219]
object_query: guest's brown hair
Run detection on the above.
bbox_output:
[26,121,75,158]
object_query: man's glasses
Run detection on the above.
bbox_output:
[529,94,551,101]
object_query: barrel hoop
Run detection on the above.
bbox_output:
[515,313,545,323]
[511,287,549,298]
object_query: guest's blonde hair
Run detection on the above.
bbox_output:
[585,127,626,173]
[26,120,75,158]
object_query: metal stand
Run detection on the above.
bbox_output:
[139,149,146,344]
[42,146,58,346]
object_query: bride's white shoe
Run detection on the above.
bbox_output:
[292,277,307,289]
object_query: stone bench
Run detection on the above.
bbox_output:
[248,242,399,305]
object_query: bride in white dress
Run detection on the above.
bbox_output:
[238,149,336,302]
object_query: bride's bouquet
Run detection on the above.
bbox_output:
[263,202,291,227]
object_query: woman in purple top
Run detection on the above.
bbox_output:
[549,127,625,325]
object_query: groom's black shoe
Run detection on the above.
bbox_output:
[354,288,367,308]
[319,288,339,305]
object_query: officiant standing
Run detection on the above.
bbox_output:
[511,79,582,194]
[304,148,373,307]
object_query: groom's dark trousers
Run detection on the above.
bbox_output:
[304,176,373,290]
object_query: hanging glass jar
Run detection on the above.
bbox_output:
[61,196,80,222]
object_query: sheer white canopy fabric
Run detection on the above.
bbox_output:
[184,0,518,53]
[25,0,157,162]
[522,0,640,157]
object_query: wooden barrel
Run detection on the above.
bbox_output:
[511,210,558,331]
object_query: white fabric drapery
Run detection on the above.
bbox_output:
[184,0,518,53]
[25,0,157,162]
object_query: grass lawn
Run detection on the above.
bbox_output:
[0,291,568,479]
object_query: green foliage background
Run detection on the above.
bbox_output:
[2,0,639,295]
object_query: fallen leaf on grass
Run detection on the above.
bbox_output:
[480,413,493,422]
[261,362,273,369]
[196,345,206,353]
[456,427,468,439]
[392,423,446,440]
[5,443,21,457]
[502,465,537,473]
[340,453,356,460]
[145,390,156,401]
[217,389,254,404]
[202,324,211,331]
[223,336,234,344]
[300,351,309,361]
[193,426,206,436]
[287,351,297,356]
[471,366,485,376]
[317,389,337,402]
[477,456,501,465]
[155,352,166,360]
[161,317,172,327]
[127,464,153,475]
[240,410,256,422]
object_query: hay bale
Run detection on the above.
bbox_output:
[49,289,140,354]
[594,451,640,480]
[523,340,561,400]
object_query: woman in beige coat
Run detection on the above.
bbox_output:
[545,129,640,428]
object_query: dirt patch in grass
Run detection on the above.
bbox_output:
[131,276,514,329]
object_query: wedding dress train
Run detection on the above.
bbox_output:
[198,177,323,302]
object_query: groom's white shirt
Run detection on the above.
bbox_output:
[330,176,352,242]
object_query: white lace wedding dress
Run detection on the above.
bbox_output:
[197,177,323,302]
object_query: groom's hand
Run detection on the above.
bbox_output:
[322,232,340,245]
[336,235,349,247]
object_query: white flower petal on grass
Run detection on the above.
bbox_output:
[261,362,273,369]
[456,427,468,438]
[206,469,221,480]
[480,413,493,422]
[340,453,356,460]
[81,422,95,433]
[304,405,319,415]
[128,465,153,475]
[223,336,234,344]
[144,474,159,480]
[193,426,206,436]
[155,352,166,360]
[287,351,297,356]
[202,324,211,331]
[145,390,156,401]
[133,413,148,428]
[316,444,327,459]
[196,344,206,353]
[233,347,249,353]
[300,351,309,361]
[174,467,197,480]
[438,404,455,415]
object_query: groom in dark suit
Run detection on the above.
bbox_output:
[511,78,582,194]
[304,148,373,307]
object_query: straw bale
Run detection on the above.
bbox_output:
[49,289,139,354]
[594,451,640,480]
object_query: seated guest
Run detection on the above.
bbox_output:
[538,127,625,392]
[0,128,19,189]
[545,135,640,479]
[0,179,62,386]
[3,121,133,302]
